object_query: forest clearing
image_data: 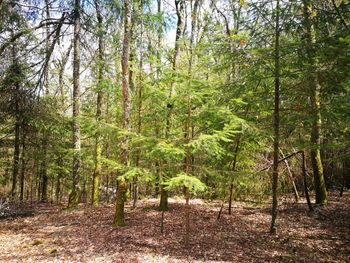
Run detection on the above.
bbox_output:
[1,0,350,262]
[1,193,349,262]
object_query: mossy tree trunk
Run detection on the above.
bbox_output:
[302,0,327,205]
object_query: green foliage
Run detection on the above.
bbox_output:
[119,167,155,183]
[149,141,185,162]
[164,173,206,195]
[187,134,226,158]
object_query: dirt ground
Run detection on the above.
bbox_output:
[0,192,349,262]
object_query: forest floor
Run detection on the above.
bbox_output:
[0,192,349,263]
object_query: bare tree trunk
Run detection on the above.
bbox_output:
[302,151,313,212]
[303,0,327,205]
[40,138,48,202]
[39,0,51,203]
[270,0,280,235]
[68,0,82,209]
[10,40,22,200]
[55,159,62,203]
[114,0,131,227]
[132,0,144,209]
[92,0,104,208]
[280,149,299,202]
[56,43,71,203]
[11,101,20,199]
[19,127,26,201]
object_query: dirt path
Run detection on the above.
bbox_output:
[0,193,349,262]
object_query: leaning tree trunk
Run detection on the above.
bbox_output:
[280,149,299,203]
[303,0,327,205]
[270,0,280,235]
[302,151,313,211]
[68,0,82,209]
[114,0,131,227]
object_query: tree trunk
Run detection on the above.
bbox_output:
[92,0,104,208]
[40,0,51,204]
[270,0,280,235]
[11,42,21,200]
[68,0,82,209]
[19,128,26,201]
[159,0,185,212]
[114,0,131,227]
[133,0,144,209]
[302,151,313,211]
[11,103,20,199]
[40,137,48,202]
[303,0,327,205]
[55,165,61,203]
[280,149,299,202]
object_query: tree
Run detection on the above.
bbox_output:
[68,0,82,209]
[114,0,131,227]
[159,0,185,212]
[91,0,104,208]
[302,0,327,205]
[270,0,281,234]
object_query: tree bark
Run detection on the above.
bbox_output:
[68,0,82,209]
[114,0,131,227]
[132,0,144,209]
[280,149,299,203]
[270,0,280,235]
[91,0,104,208]
[303,0,327,205]
[19,127,26,201]
[40,0,51,203]
[40,136,48,202]
[302,151,313,211]
[10,42,21,200]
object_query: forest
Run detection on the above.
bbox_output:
[0,0,350,262]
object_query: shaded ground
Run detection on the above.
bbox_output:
[0,192,349,262]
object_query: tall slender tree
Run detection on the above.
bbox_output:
[302,0,327,205]
[270,0,281,234]
[68,0,82,209]
[40,0,51,203]
[114,0,131,227]
[92,0,104,208]
[159,0,185,212]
